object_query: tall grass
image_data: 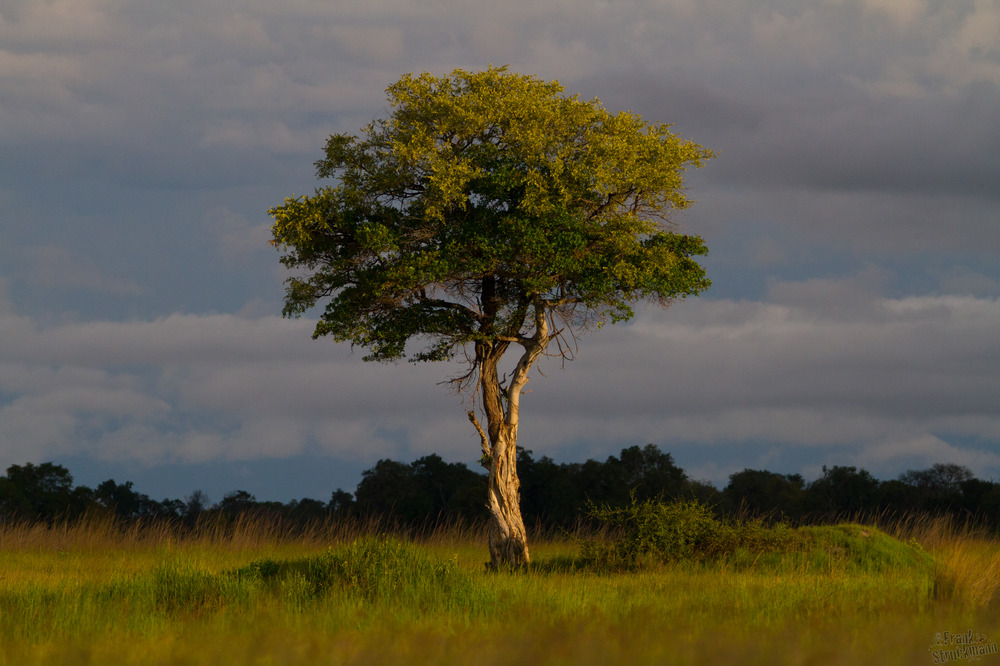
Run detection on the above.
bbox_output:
[884,512,1000,608]
[0,512,995,665]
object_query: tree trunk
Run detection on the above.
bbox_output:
[486,425,529,568]
[475,348,531,569]
[474,301,550,569]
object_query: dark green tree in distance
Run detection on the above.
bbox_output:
[269,67,713,567]
[0,462,90,522]
[807,465,880,516]
[95,479,182,521]
[900,463,974,497]
[724,469,806,520]
[352,454,486,525]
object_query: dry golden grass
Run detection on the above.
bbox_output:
[0,512,483,552]
[886,513,1000,609]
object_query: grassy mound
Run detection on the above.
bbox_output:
[234,536,467,605]
[582,497,933,575]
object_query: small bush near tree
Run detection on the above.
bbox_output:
[583,497,737,569]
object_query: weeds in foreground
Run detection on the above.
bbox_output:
[0,510,995,665]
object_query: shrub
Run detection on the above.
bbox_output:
[582,497,807,570]
[582,495,935,578]
[582,497,729,569]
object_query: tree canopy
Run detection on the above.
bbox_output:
[269,66,712,367]
[268,67,714,567]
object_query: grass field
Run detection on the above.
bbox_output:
[0,514,997,665]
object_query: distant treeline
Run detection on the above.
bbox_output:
[1,445,998,531]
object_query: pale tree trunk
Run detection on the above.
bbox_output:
[471,301,550,569]
[485,423,528,568]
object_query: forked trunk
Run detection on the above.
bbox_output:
[473,299,549,569]
[486,425,529,568]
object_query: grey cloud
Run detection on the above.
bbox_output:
[2,284,998,478]
[0,307,467,466]
[856,435,1000,472]
[580,72,1000,203]
[210,207,274,265]
[560,292,1000,419]
[515,288,1000,483]
[5,0,998,215]
[764,268,893,318]
[935,267,1000,297]
[727,86,1000,199]
[683,184,1000,256]
[20,246,144,296]
[2,0,1000,493]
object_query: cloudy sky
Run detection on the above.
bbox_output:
[2,0,999,503]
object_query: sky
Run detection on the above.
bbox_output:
[1,0,999,504]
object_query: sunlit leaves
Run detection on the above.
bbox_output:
[269,66,713,363]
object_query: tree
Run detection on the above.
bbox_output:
[95,479,154,520]
[352,455,485,525]
[354,459,423,521]
[328,489,355,516]
[900,463,974,497]
[217,490,258,515]
[806,465,879,517]
[0,462,89,522]
[183,490,210,525]
[724,469,806,520]
[518,449,585,528]
[269,67,713,567]
[614,444,689,501]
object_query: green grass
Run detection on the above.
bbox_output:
[0,514,995,665]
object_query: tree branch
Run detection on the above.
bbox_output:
[468,411,491,469]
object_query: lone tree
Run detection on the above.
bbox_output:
[269,67,713,568]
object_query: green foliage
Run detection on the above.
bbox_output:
[583,497,732,569]
[797,524,934,573]
[269,66,712,363]
[234,537,464,607]
[582,497,932,575]
[309,537,460,602]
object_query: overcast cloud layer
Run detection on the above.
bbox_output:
[1,0,998,499]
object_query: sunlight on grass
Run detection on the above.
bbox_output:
[0,513,994,665]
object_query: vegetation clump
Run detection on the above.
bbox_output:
[582,497,933,575]
[234,537,471,610]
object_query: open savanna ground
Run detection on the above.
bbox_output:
[0,514,997,666]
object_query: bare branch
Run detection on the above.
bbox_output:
[467,410,491,469]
